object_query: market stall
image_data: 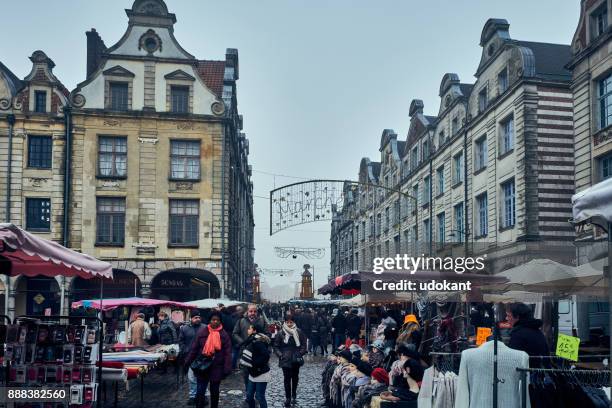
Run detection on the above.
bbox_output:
[0,223,113,407]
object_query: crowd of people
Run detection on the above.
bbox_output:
[122,301,552,408]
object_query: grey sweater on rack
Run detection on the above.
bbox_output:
[454,341,530,408]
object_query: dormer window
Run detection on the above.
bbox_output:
[478,88,488,112]
[171,86,189,113]
[110,82,129,111]
[498,68,508,94]
[34,90,47,113]
[451,117,459,136]
[591,3,608,41]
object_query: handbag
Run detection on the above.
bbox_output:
[292,353,304,367]
[190,353,213,376]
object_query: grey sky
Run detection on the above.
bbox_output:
[2,1,579,298]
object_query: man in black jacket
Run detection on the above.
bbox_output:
[507,302,549,359]
[346,309,363,342]
[331,309,347,349]
[178,311,202,405]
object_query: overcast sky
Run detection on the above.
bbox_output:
[2,1,579,298]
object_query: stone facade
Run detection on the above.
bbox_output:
[331,19,576,278]
[0,0,254,319]
[569,0,612,240]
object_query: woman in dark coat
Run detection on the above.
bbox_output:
[274,312,307,407]
[185,311,232,408]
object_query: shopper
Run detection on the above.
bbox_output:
[274,312,307,407]
[346,310,362,343]
[157,311,177,345]
[331,309,347,349]
[241,323,271,408]
[352,367,389,408]
[397,314,422,349]
[234,304,267,392]
[179,311,203,405]
[296,308,315,353]
[507,302,550,358]
[127,312,151,347]
[380,359,423,402]
[316,310,331,356]
[185,311,232,408]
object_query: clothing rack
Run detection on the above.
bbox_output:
[516,367,611,408]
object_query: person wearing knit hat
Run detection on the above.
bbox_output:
[355,361,373,377]
[371,368,389,385]
[352,368,389,408]
[338,349,352,363]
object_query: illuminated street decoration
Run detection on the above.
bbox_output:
[274,247,326,259]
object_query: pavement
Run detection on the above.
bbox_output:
[101,353,327,408]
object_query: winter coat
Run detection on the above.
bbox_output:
[232,316,267,349]
[346,314,362,339]
[178,322,202,356]
[185,325,232,382]
[127,318,151,347]
[367,349,384,368]
[273,327,307,369]
[240,333,271,378]
[509,318,549,358]
[330,363,350,406]
[158,318,177,345]
[296,313,314,337]
[316,316,331,337]
[331,314,347,334]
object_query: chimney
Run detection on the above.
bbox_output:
[86,28,106,78]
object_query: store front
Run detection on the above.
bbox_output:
[14,275,60,316]
[151,268,220,301]
[70,269,141,302]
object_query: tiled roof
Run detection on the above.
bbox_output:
[516,41,572,81]
[459,83,474,98]
[196,60,226,97]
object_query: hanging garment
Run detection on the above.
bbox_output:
[418,367,434,408]
[454,340,529,408]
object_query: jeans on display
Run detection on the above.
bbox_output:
[245,380,268,408]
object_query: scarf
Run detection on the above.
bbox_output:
[282,322,300,346]
[202,324,223,356]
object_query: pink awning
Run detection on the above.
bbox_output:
[0,223,113,279]
[71,297,196,311]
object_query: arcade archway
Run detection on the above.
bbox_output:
[70,269,141,302]
[14,276,60,316]
[151,269,220,301]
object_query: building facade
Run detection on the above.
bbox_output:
[0,0,254,318]
[331,19,576,278]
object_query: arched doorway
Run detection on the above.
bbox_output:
[70,269,141,302]
[151,269,220,301]
[14,276,60,316]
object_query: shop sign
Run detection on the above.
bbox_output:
[555,333,580,362]
[476,327,492,346]
[33,293,46,305]
[159,278,188,288]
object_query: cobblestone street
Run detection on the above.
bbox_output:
[102,354,326,408]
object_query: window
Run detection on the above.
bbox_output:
[453,151,464,185]
[474,136,487,171]
[436,166,444,195]
[476,193,488,237]
[478,88,488,112]
[599,74,612,129]
[598,153,612,181]
[170,140,200,180]
[385,241,390,257]
[422,139,430,160]
[26,198,51,231]
[454,203,464,243]
[423,176,431,205]
[28,136,52,169]
[96,197,125,245]
[354,252,359,270]
[98,137,127,177]
[394,235,400,255]
[451,117,459,136]
[369,216,374,237]
[34,90,47,113]
[438,131,445,146]
[354,225,359,243]
[110,82,129,111]
[411,146,419,170]
[171,86,189,113]
[591,3,608,40]
[500,117,514,155]
[437,212,445,244]
[376,214,382,236]
[498,68,508,94]
[501,179,516,228]
[410,226,418,255]
[412,184,419,212]
[361,221,366,240]
[169,200,199,246]
[394,200,400,224]
[423,219,431,245]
